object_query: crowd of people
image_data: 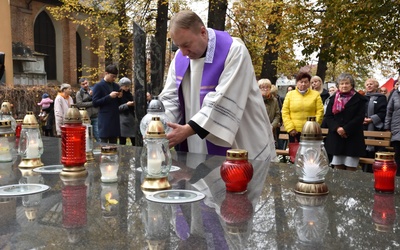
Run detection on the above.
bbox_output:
[32,10,399,176]
[259,71,399,175]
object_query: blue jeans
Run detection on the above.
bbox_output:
[91,117,100,142]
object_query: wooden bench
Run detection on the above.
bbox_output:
[276,127,392,165]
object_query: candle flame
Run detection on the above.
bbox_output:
[382,166,388,172]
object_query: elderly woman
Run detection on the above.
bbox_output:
[258,79,281,146]
[118,77,136,145]
[54,83,73,136]
[363,78,387,172]
[282,72,324,143]
[324,73,367,171]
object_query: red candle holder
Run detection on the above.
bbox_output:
[373,152,397,193]
[372,193,396,232]
[220,149,253,193]
[61,105,86,169]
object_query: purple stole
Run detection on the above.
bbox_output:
[175,29,233,156]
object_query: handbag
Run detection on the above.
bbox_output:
[288,139,300,163]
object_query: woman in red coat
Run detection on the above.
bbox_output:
[323,73,367,171]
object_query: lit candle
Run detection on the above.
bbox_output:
[100,163,118,182]
[147,144,162,175]
[147,158,162,175]
[303,163,320,182]
[26,140,39,159]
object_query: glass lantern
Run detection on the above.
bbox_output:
[79,108,94,162]
[294,117,329,195]
[140,96,171,137]
[18,111,44,168]
[100,146,119,183]
[0,120,15,162]
[61,105,86,167]
[140,116,172,192]
[373,152,397,193]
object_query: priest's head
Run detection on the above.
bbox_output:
[169,10,208,60]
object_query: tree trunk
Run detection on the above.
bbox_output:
[151,0,168,95]
[316,42,331,82]
[116,0,131,78]
[207,0,228,30]
[260,22,278,84]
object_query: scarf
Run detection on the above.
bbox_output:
[58,92,71,106]
[332,89,355,114]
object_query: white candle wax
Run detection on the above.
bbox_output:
[100,164,118,182]
[147,158,162,175]
[303,163,320,182]
[26,142,39,159]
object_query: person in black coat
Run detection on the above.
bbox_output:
[92,64,121,144]
[323,73,367,171]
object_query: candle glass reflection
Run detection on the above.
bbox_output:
[372,193,396,232]
[19,168,44,221]
[294,194,329,247]
[141,199,171,242]
[62,178,87,244]
[101,182,119,217]
[100,146,119,183]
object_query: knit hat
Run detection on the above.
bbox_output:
[118,77,132,87]
[60,83,71,91]
[42,93,49,99]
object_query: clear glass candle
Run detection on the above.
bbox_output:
[18,112,44,160]
[0,120,15,162]
[100,146,119,182]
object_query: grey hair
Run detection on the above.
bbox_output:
[336,73,355,88]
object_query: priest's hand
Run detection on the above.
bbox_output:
[166,122,195,148]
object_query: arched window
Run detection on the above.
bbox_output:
[34,11,56,80]
[76,32,82,81]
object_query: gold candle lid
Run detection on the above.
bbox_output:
[226,149,248,160]
[146,116,166,138]
[101,146,118,154]
[22,111,39,128]
[301,116,323,141]
[64,105,82,124]
[375,152,395,161]
[78,108,91,124]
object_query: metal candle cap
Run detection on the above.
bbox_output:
[64,105,82,124]
[22,111,39,128]
[78,108,91,124]
[300,116,323,141]
[146,116,166,138]
[226,149,248,160]
[375,152,395,161]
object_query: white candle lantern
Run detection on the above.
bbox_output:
[294,117,329,195]
[100,146,119,183]
[0,120,15,162]
[18,111,44,168]
[140,116,172,192]
[79,108,94,162]
[139,96,171,138]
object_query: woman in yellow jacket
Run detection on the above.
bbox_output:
[282,72,324,142]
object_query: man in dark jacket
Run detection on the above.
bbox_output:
[76,78,99,142]
[92,64,121,143]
